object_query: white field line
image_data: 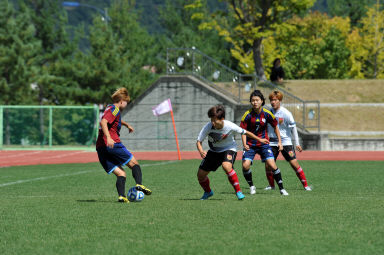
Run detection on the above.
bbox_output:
[0,151,44,159]
[0,161,178,188]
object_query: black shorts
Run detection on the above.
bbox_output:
[199,150,237,172]
[271,145,296,161]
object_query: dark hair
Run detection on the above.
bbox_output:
[249,90,265,106]
[207,104,225,119]
[273,58,281,67]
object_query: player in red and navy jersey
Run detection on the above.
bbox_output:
[96,88,152,203]
[240,90,289,196]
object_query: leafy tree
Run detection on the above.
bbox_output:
[263,12,350,79]
[359,2,384,78]
[327,0,378,27]
[157,0,232,67]
[187,0,316,79]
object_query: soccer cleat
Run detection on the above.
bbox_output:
[135,184,152,195]
[236,191,245,200]
[264,186,275,190]
[280,189,289,196]
[250,186,256,195]
[200,191,214,200]
[304,186,312,191]
[118,196,129,203]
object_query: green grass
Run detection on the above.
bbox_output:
[0,160,383,255]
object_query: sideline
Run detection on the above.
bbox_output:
[0,161,178,188]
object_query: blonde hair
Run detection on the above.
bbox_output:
[269,90,283,101]
[111,88,130,103]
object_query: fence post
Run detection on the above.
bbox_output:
[303,102,306,130]
[49,107,53,147]
[0,106,3,150]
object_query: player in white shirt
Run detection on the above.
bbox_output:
[266,91,311,191]
[196,104,269,200]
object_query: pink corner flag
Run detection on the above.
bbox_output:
[152,99,173,116]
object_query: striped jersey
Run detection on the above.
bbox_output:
[268,106,297,146]
[96,104,121,148]
[197,120,246,152]
[240,107,278,147]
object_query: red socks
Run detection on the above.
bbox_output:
[227,170,241,192]
[266,170,275,187]
[199,177,211,192]
[295,167,308,187]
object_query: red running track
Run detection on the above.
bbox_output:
[0,150,383,167]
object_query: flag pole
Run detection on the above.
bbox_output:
[170,109,181,160]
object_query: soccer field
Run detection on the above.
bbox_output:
[0,160,383,255]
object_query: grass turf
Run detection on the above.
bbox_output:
[0,160,383,255]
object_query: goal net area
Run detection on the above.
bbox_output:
[0,105,99,150]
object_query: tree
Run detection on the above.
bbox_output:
[327,0,378,27]
[157,0,232,67]
[359,1,384,78]
[0,1,41,105]
[262,12,351,79]
[188,0,316,79]
[63,0,159,105]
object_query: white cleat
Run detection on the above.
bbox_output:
[280,189,289,196]
[304,186,312,191]
[250,186,256,195]
[264,186,275,191]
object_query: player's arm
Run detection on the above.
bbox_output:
[100,118,115,148]
[196,140,206,159]
[291,125,302,152]
[273,125,283,151]
[244,131,269,145]
[121,120,134,133]
[241,134,249,151]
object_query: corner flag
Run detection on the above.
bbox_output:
[152,99,181,160]
[152,99,172,116]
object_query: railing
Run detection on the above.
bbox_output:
[166,47,320,131]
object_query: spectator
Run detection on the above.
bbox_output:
[270,58,285,84]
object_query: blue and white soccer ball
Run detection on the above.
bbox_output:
[127,187,145,202]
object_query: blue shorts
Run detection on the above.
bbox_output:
[242,145,275,163]
[96,143,133,174]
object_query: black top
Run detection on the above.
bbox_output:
[270,66,285,82]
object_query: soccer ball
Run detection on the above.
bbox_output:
[127,187,145,202]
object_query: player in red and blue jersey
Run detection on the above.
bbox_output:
[240,90,289,196]
[96,88,152,203]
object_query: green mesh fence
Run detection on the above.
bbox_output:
[0,105,99,150]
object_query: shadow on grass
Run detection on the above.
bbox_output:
[180,198,224,201]
[77,199,116,203]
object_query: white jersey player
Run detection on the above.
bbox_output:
[196,105,268,200]
[265,91,311,191]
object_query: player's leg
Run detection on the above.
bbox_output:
[197,168,213,200]
[126,155,152,195]
[281,146,311,191]
[113,167,129,203]
[222,151,244,200]
[197,151,219,200]
[264,146,279,190]
[97,146,128,203]
[289,159,311,190]
[265,159,288,195]
[242,149,256,194]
